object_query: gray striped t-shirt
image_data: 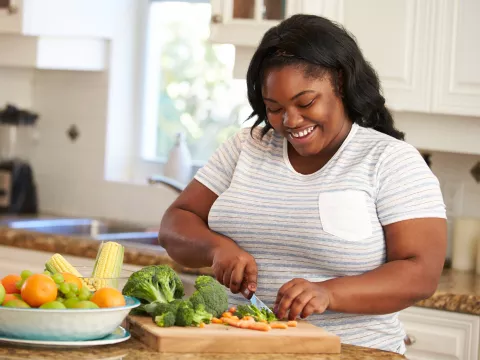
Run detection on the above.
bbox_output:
[195,123,446,354]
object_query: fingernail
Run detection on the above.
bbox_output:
[248,283,256,292]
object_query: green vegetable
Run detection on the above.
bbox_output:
[188,276,228,318]
[192,303,213,326]
[235,304,277,323]
[155,312,176,327]
[122,265,185,304]
[175,301,195,327]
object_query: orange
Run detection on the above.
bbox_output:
[2,293,21,305]
[90,287,126,308]
[61,272,83,290]
[1,274,22,294]
[20,274,58,307]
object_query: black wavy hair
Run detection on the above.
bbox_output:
[246,14,405,140]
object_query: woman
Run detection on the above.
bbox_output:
[159,14,447,354]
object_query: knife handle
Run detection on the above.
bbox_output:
[241,284,253,300]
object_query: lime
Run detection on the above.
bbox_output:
[40,301,66,309]
[71,301,99,309]
[63,298,80,308]
[4,299,30,308]
[0,283,5,305]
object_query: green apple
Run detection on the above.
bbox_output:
[40,301,66,309]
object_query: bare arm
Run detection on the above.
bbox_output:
[158,179,235,268]
[321,218,447,314]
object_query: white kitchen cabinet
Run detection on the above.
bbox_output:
[431,0,480,117]
[399,307,480,360]
[0,0,118,38]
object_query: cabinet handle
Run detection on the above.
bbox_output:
[211,14,223,24]
[404,334,417,346]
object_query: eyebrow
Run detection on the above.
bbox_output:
[263,90,316,103]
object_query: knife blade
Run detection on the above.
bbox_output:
[242,287,273,314]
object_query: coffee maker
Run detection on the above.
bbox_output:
[0,104,38,214]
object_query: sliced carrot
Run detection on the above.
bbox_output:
[237,318,255,329]
[258,319,268,324]
[221,311,232,318]
[199,322,206,328]
[270,322,288,329]
[287,321,298,327]
[222,317,240,327]
[212,317,223,324]
[230,315,239,321]
[242,316,254,321]
[248,322,271,332]
[229,306,237,313]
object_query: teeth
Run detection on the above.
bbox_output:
[291,126,314,138]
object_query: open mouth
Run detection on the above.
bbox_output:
[288,126,317,142]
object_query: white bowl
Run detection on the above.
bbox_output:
[0,296,140,341]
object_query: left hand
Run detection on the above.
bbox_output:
[273,278,331,320]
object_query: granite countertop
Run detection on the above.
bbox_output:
[0,220,478,316]
[0,337,405,360]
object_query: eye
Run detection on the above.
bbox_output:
[267,107,283,114]
[298,99,315,109]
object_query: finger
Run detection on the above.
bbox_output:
[287,291,314,321]
[275,283,305,320]
[300,297,327,319]
[212,265,225,286]
[223,265,234,291]
[243,257,258,293]
[274,279,300,311]
[229,262,246,294]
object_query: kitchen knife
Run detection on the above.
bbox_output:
[242,287,273,314]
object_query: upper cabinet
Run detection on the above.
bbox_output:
[0,0,117,38]
[211,0,480,117]
[431,0,480,117]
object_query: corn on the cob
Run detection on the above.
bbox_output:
[90,241,124,290]
[45,253,94,291]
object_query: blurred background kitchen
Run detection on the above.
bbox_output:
[0,1,479,359]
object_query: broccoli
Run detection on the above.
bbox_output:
[188,276,228,318]
[155,312,176,327]
[145,300,181,318]
[122,265,184,304]
[175,301,195,327]
[192,303,213,326]
[235,304,277,323]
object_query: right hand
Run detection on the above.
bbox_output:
[210,240,258,296]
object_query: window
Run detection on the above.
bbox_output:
[141,0,252,164]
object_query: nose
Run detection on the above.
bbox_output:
[283,108,302,128]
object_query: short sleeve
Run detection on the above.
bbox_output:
[375,143,446,226]
[194,129,247,196]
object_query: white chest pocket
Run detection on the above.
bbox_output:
[318,190,373,242]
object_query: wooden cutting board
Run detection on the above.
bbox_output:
[126,315,341,354]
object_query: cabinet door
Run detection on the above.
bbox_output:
[0,0,22,33]
[336,0,434,112]
[399,307,480,360]
[432,0,480,116]
[210,0,288,46]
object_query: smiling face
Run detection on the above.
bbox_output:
[262,65,352,160]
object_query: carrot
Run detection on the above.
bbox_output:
[212,317,223,324]
[238,318,255,329]
[222,317,240,327]
[231,315,239,321]
[243,316,254,321]
[199,323,206,328]
[258,319,268,324]
[270,322,288,329]
[221,311,232,318]
[287,321,298,327]
[248,322,271,332]
[229,306,237,313]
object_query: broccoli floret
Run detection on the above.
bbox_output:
[235,304,277,322]
[122,265,184,304]
[145,300,181,318]
[188,277,228,318]
[192,303,213,326]
[155,312,176,327]
[175,301,195,327]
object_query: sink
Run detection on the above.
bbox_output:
[0,218,160,247]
